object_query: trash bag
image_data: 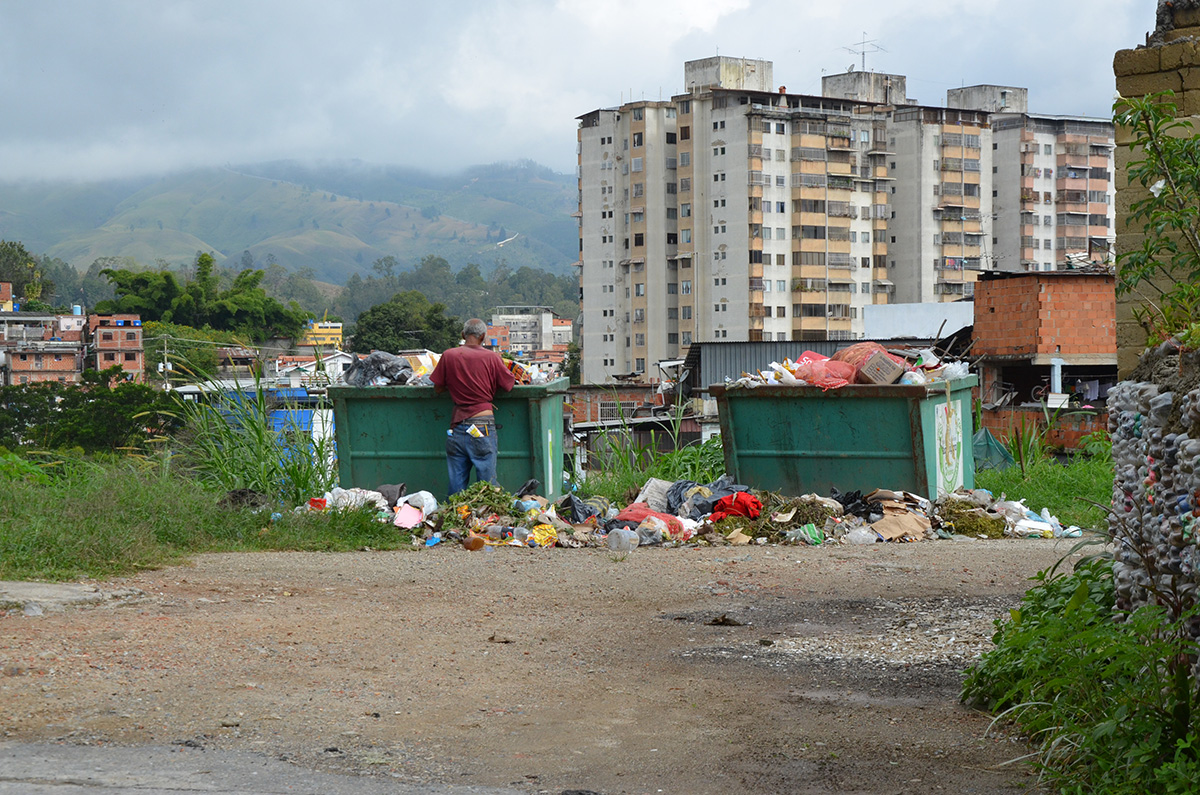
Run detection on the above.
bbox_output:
[973,428,1015,471]
[344,351,414,387]
[558,493,600,523]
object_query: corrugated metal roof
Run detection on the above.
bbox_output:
[683,339,934,391]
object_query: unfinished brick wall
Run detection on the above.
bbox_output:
[1113,7,1200,375]
[973,273,1116,358]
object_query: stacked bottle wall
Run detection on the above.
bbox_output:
[1109,381,1200,616]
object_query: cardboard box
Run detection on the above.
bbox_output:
[857,351,905,385]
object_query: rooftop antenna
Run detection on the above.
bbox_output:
[843,32,885,71]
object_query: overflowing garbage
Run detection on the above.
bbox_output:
[343,348,555,387]
[293,474,1085,551]
[725,342,970,390]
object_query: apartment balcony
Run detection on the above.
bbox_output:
[1057,176,1089,190]
[1057,154,1089,169]
[750,262,764,279]
[749,304,768,318]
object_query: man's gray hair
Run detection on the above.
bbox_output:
[462,318,488,339]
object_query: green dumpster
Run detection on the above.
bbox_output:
[329,378,567,501]
[709,376,976,501]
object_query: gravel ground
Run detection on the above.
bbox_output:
[0,537,1087,794]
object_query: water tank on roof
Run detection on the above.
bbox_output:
[73,305,82,315]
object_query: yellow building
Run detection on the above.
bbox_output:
[299,320,343,349]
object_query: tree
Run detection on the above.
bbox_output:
[0,240,49,302]
[350,291,460,353]
[96,252,309,341]
[563,341,582,385]
[1114,91,1200,348]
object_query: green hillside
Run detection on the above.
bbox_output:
[0,161,578,284]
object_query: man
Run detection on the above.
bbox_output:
[430,318,515,495]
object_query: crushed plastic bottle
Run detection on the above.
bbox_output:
[605,528,639,552]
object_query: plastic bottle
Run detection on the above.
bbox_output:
[606,528,639,552]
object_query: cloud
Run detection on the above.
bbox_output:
[0,0,1156,181]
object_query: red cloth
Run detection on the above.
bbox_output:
[709,492,762,522]
[430,344,516,426]
[613,503,686,538]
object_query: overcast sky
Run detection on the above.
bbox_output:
[0,0,1154,182]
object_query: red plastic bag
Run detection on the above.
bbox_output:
[831,342,907,384]
[795,359,855,389]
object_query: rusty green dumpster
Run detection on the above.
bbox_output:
[709,376,976,501]
[329,378,567,501]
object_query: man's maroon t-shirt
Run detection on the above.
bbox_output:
[430,345,516,426]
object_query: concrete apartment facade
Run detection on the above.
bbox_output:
[578,57,895,383]
[576,57,1114,384]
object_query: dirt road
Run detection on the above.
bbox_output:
[0,539,1082,794]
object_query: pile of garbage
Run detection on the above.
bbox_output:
[343,349,554,387]
[293,475,1083,551]
[726,342,970,390]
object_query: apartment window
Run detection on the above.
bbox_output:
[666,132,676,144]
[634,233,644,247]
[679,152,690,167]
[635,334,645,346]
[124,352,136,361]
[632,183,644,198]
[1044,144,1052,155]
[632,108,643,121]
[713,172,726,182]
[667,307,678,319]
[776,123,785,134]
[679,126,690,140]
[713,146,725,156]
[776,280,786,291]
[681,332,692,345]
[636,358,645,370]
[681,280,692,295]
[680,203,691,218]
[763,280,772,292]
[776,176,786,187]
[667,283,677,294]
[102,332,113,341]
[103,352,116,361]
[631,157,643,172]
[777,306,785,317]
[668,333,679,344]
[632,132,643,147]
[681,229,692,243]
[763,227,772,240]
[666,208,677,220]
[679,100,691,114]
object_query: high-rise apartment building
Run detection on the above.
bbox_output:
[577,57,893,383]
[999,128,1114,272]
[824,73,994,303]
[576,58,1114,384]
[945,86,1115,273]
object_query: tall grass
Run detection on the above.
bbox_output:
[578,400,725,503]
[172,385,336,507]
[0,453,411,582]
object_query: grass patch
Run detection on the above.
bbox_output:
[976,454,1113,530]
[0,455,412,582]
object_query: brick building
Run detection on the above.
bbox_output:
[974,269,1117,448]
[88,314,145,382]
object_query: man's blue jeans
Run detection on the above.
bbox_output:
[446,417,498,496]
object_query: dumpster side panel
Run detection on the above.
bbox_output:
[711,377,977,501]
[918,381,976,497]
[331,379,566,501]
[715,388,918,497]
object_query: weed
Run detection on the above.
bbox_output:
[962,555,1200,792]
